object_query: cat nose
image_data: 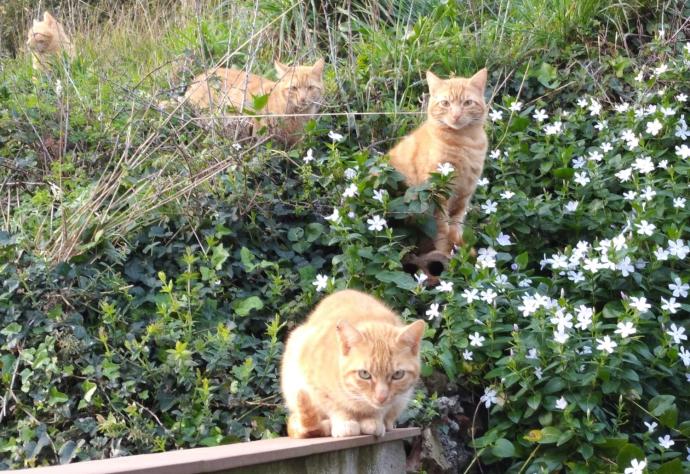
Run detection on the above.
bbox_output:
[374,384,389,403]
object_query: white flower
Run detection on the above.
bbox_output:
[624,459,647,474]
[646,119,663,136]
[660,106,675,117]
[550,312,573,332]
[622,190,636,201]
[668,239,690,259]
[601,142,613,153]
[462,288,479,303]
[489,109,503,122]
[629,296,651,313]
[490,149,502,160]
[594,121,607,132]
[596,335,617,354]
[673,197,686,209]
[572,157,586,169]
[526,348,539,360]
[568,271,585,283]
[325,208,341,223]
[533,108,548,121]
[415,272,428,285]
[661,297,680,314]
[575,306,593,330]
[500,190,515,200]
[644,421,658,433]
[640,186,656,201]
[313,274,329,292]
[437,280,454,293]
[574,171,590,186]
[636,220,656,236]
[679,347,690,367]
[615,321,637,338]
[480,288,498,305]
[462,350,474,361]
[654,247,669,261]
[614,102,630,113]
[633,156,655,174]
[496,232,512,246]
[675,116,689,140]
[617,257,635,277]
[372,189,386,203]
[653,63,668,76]
[588,99,602,116]
[476,247,497,269]
[669,277,689,298]
[344,168,357,180]
[615,167,633,182]
[366,215,387,231]
[588,150,603,162]
[544,121,563,136]
[677,93,688,102]
[477,177,489,187]
[343,183,358,198]
[658,434,674,449]
[553,329,570,344]
[676,144,690,159]
[480,387,498,408]
[469,332,485,347]
[328,130,344,142]
[667,323,687,344]
[576,98,588,107]
[426,303,441,320]
[657,159,668,169]
[535,367,543,380]
[555,396,568,410]
[564,201,579,213]
[437,162,455,176]
[481,200,498,214]
[509,101,523,112]
[232,142,242,151]
[634,70,644,82]
[303,148,314,162]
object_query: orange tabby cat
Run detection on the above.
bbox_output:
[26,12,75,72]
[184,59,324,146]
[389,69,488,255]
[281,289,425,438]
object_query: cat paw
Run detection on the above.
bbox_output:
[330,419,361,437]
[384,419,396,431]
[360,418,385,437]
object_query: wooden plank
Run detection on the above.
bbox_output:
[8,428,420,474]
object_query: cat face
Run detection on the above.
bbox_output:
[27,12,57,53]
[274,59,325,113]
[426,69,488,130]
[336,320,425,409]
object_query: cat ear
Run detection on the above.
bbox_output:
[397,320,426,355]
[274,60,290,76]
[426,71,441,93]
[336,320,363,356]
[311,58,325,77]
[469,68,488,91]
[43,12,56,24]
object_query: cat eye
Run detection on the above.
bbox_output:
[463,99,476,107]
[438,99,450,107]
[358,370,372,380]
[288,86,298,92]
[391,370,405,380]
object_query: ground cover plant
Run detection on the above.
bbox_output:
[1,0,689,472]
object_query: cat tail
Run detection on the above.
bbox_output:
[287,390,331,438]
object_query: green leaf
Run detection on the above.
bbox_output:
[252,93,269,111]
[491,438,516,458]
[58,440,78,464]
[537,427,561,444]
[83,381,97,403]
[48,386,69,405]
[657,458,683,474]
[615,443,644,469]
[233,296,264,317]
[211,244,230,270]
[375,271,417,291]
[288,227,304,242]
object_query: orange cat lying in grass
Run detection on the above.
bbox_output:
[281,290,425,438]
[26,12,75,73]
[389,69,489,255]
[184,59,325,146]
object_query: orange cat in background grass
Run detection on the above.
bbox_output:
[281,290,425,438]
[389,69,489,255]
[184,59,325,146]
[26,12,75,73]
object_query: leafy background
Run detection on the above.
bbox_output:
[1,0,689,472]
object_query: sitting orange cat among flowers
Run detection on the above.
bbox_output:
[281,290,425,438]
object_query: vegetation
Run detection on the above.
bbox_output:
[1,0,689,472]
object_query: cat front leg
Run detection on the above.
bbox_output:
[433,212,453,255]
[383,397,408,431]
[359,417,385,437]
[329,413,361,437]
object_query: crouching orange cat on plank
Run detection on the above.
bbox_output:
[281,290,425,438]
[389,69,489,255]
[184,59,324,147]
